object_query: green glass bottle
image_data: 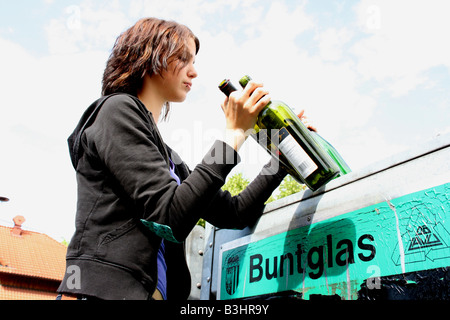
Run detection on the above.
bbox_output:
[219,79,302,182]
[310,131,351,176]
[219,76,340,191]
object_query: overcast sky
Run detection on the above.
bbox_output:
[1,0,449,242]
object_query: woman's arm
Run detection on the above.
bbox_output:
[87,95,241,243]
[202,158,287,230]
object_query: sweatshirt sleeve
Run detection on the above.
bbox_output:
[202,157,287,230]
[85,95,240,242]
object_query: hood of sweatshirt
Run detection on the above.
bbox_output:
[67,93,168,170]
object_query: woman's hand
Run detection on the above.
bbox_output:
[221,80,271,151]
[297,109,317,132]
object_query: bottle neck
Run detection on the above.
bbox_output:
[239,75,271,111]
[239,75,252,88]
[219,75,271,113]
[218,79,238,97]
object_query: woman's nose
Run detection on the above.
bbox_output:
[188,64,198,79]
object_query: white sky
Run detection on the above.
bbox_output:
[0,0,449,242]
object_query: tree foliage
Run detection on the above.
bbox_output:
[264,175,306,204]
[221,172,250,196]
[221,172,306,203]
[277,175,306,199]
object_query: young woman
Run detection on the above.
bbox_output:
[57,17,288,300]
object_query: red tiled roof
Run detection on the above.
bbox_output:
[0,285,59,300]
[0,224,67,281]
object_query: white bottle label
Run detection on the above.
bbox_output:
[277,127,318,178]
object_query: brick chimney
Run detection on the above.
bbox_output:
[11,215,26,237]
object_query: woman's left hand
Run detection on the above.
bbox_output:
[297,110,317,132]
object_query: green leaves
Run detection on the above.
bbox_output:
[221,172,306,204]
[221,172,250,196]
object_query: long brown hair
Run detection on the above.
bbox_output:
[102,18,200,119]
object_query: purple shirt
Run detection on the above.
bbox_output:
[156,158,181,300]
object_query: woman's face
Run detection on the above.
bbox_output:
[157,37,198,103]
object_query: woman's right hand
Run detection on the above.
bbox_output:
[221,80,271,151]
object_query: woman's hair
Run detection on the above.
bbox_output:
[102,17,200,119]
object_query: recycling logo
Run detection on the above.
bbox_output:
[408,225,443,251]
[392,202,450,265]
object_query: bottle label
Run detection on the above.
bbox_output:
[277,127,318,178]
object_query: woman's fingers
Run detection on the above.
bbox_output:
[221,79,271,132]
[297,109,317,132]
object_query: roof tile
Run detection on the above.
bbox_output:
[0,224,67,281]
